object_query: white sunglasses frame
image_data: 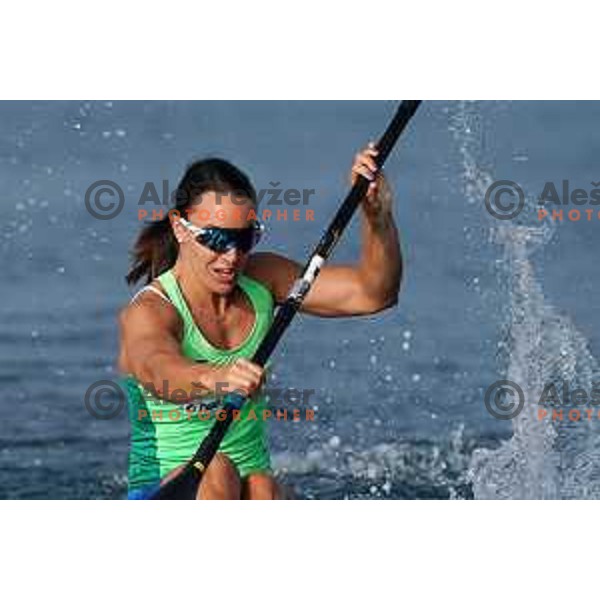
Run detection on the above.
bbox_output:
[177,217,265,250]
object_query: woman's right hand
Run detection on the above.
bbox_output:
[206,358,265,398]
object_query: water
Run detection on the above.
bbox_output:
[470,225,600,498]
[2,101,600,498]
[455,101,600,499]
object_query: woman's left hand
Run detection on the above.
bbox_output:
[350,142,394,220]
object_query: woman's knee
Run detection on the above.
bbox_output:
[242,473,281,500]
[197,453,241,499]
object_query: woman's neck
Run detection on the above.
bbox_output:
[172,261,235,318]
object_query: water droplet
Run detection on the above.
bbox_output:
[57,266,65,274]
[402,341,410,351]
[403,330,412,340]
[328,435,341,449]
[412,373,421,383]
[370,354,377,365]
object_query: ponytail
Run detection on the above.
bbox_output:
[125,217,178,286]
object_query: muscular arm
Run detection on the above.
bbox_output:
[118,295,216,402]
[246,175,403,317]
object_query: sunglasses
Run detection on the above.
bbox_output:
[178,217,264,254]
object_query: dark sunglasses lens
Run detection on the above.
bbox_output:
[236,228,259,252]
[197,229,229,252]
[197,226,261,253]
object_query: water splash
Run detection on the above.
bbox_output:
[450,101,600,498]
[273,427,474,499]
[470,225,600,498]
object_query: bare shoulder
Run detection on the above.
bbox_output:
[118,285,182,374]
[245,252,301,303]
[118,284,181,339]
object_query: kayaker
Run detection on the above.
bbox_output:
[118,144,402,499]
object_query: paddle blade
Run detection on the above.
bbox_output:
[148,400,241,499]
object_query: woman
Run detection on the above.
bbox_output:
[119,143,402,499]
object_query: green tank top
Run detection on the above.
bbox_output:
[125,269,274,491]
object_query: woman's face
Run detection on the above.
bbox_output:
[172,190,256,295]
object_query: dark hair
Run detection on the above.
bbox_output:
[126,158,257,286]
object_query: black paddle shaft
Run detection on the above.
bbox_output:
[150,100,422,499]
[254,100,422,364]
